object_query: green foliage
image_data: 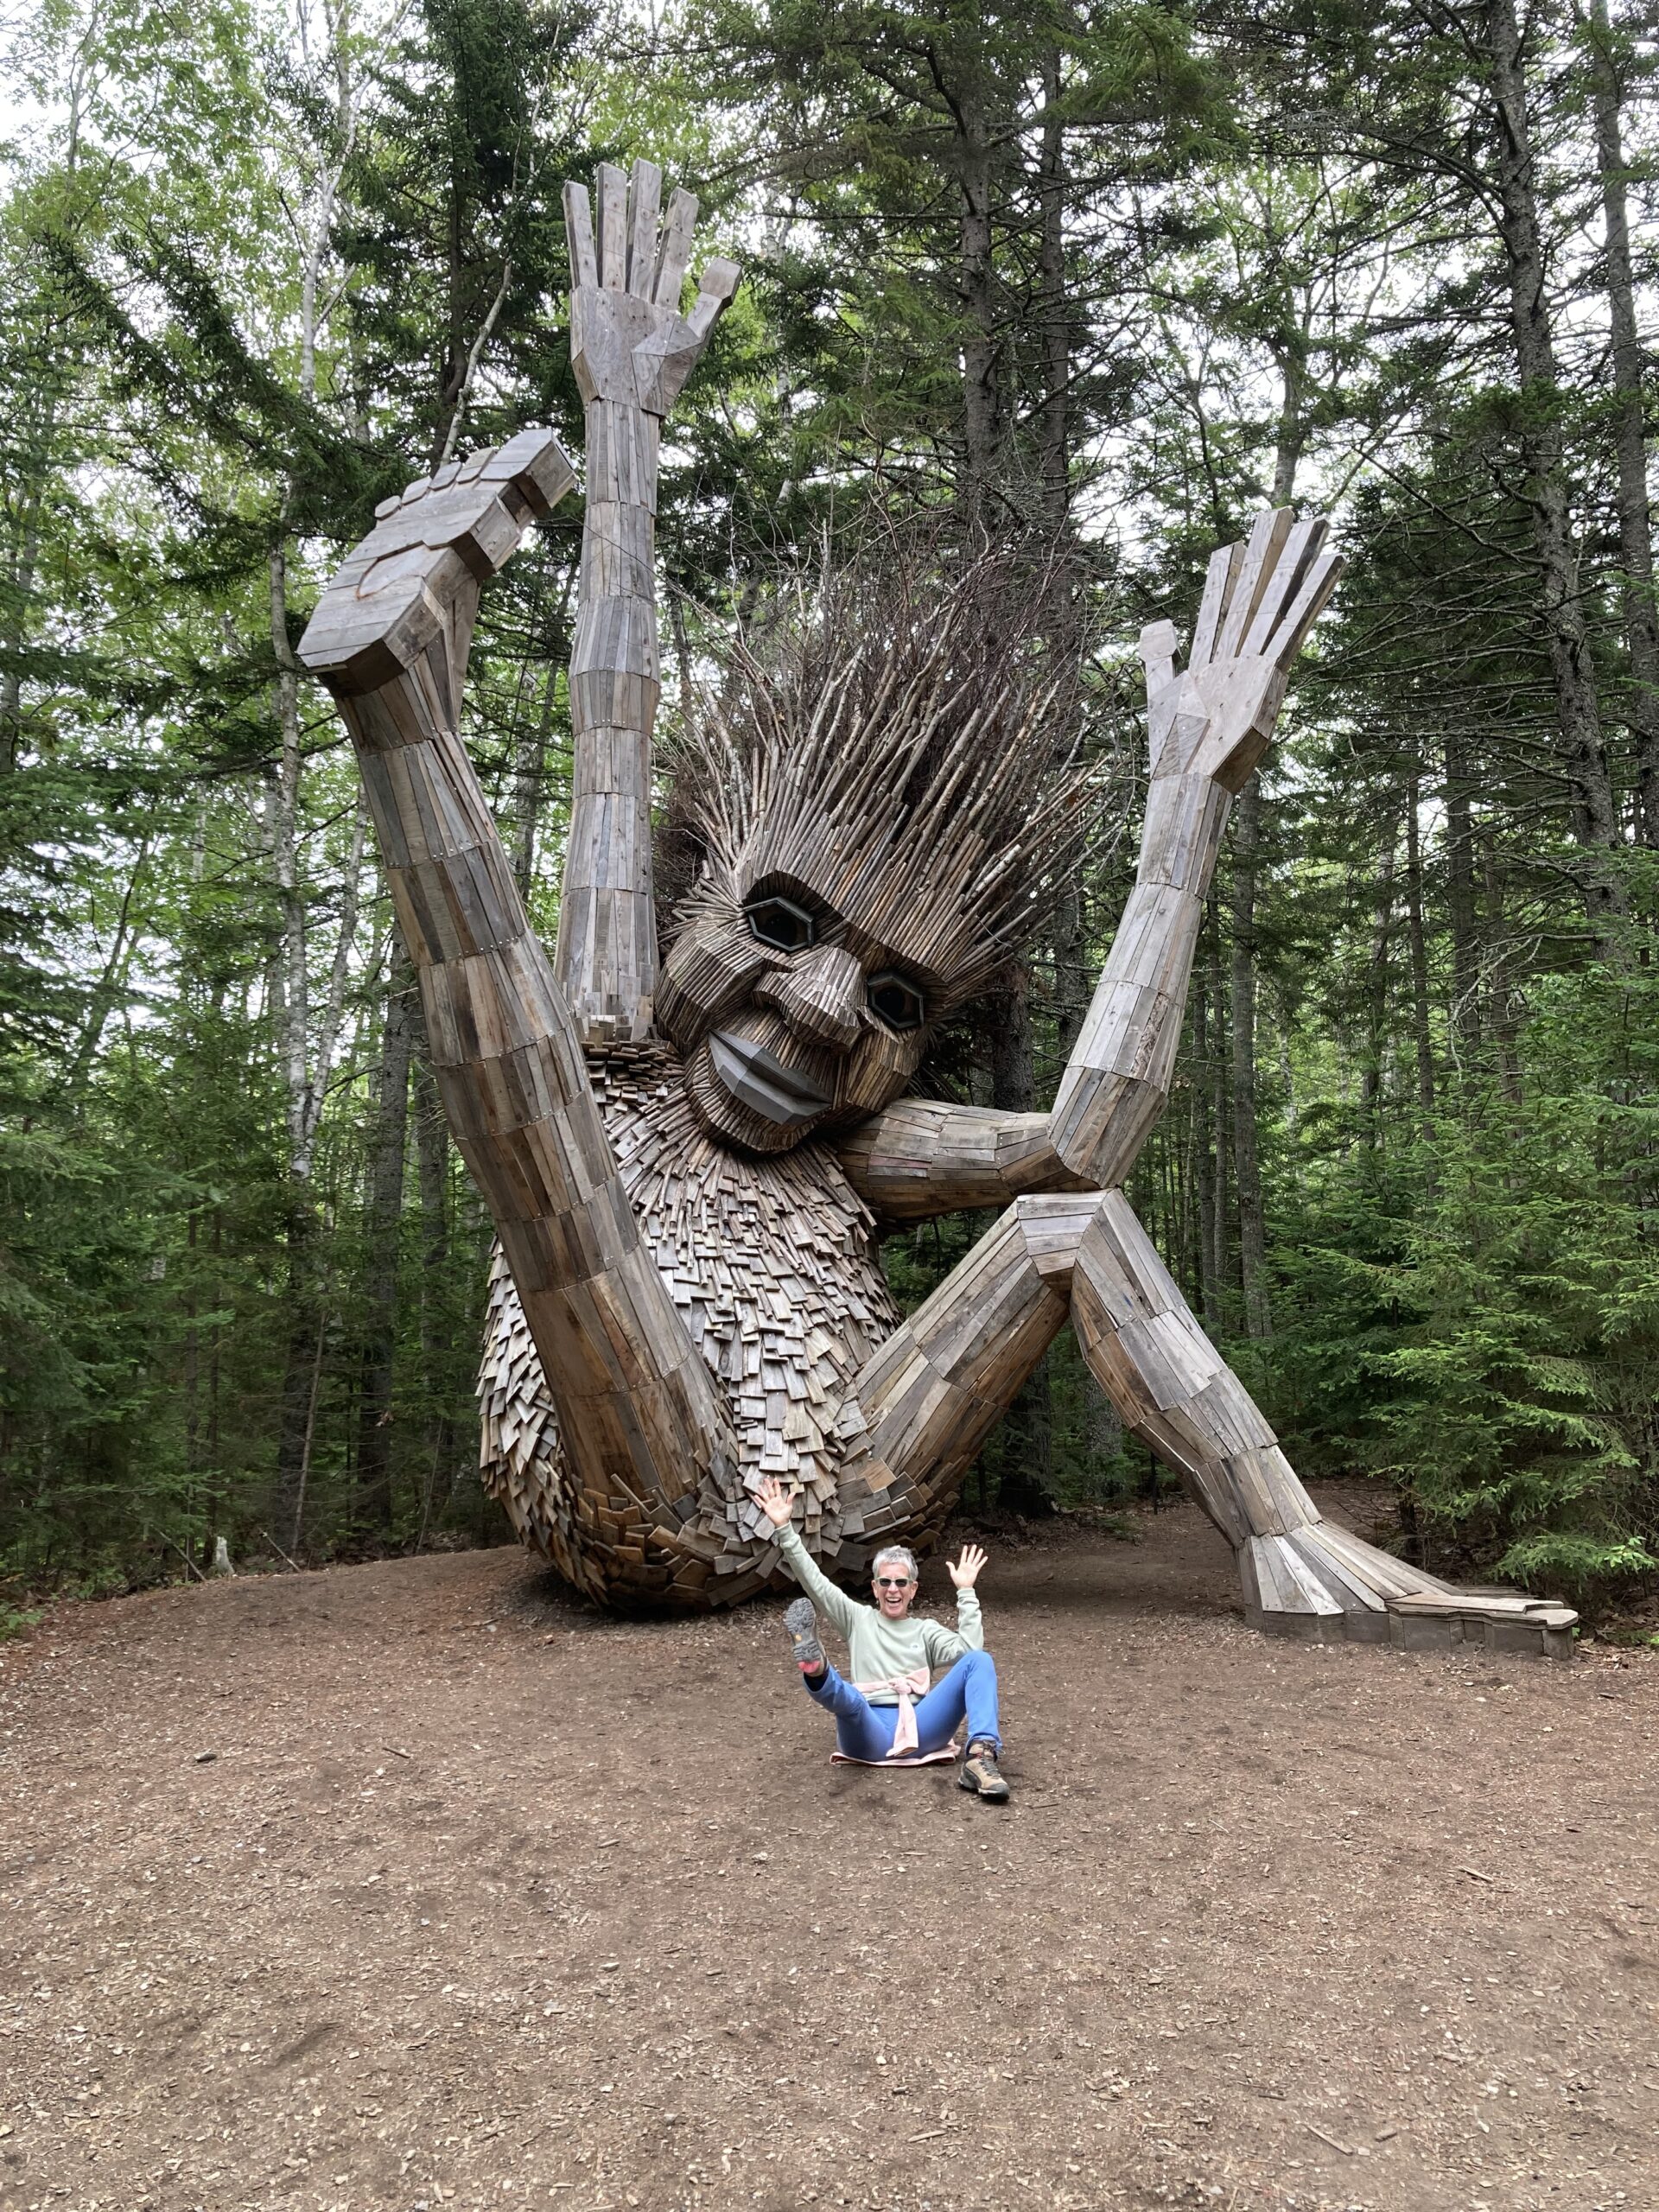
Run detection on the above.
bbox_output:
[1360,966,1658,1591]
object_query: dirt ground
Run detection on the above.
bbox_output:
[3,1488,1657,2212]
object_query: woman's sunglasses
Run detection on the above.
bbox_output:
[875,1575,912,1588]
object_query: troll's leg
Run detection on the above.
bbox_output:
[823,1188,1574,1656]
[1070,1193,1576,1657]
[821,1195,1094,1566]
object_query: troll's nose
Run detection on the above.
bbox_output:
[753,944,865,1050]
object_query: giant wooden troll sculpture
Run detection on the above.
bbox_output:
[302,162,1574,1657]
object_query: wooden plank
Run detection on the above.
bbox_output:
[1188,543,1238,670]
[1217,508,1294,660]
[652,188,698,308]
[1241,515,1325,657]
[626,158,662,293]
[596,162,628,289]
[563,181,598,289]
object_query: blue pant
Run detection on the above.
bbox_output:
[806,1650,1001,1760]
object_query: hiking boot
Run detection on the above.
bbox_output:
[784,1596,826,1679]
[959,1738,1010,1802]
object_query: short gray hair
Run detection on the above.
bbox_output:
[872,1543,918,1582]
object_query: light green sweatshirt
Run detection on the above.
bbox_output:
[774,1522,983,1701]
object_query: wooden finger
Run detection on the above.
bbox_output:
[1240,514,1325,658]
[1188,542,1241,670]
[1216,507,1293,660]
[1137,618,1178,696]
[685,257,741,340]
[563,181,598,290]
[627,157,662,296]
[652,187,699,308]
[596,161,628,289]
[1263,548,1344,668]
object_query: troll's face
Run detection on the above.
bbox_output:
[653,558,1097,1157]
[657,868,936,1154]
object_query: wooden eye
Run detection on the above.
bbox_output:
[744,894,816,952]
[867,971,925,1032]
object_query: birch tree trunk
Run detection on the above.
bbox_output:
[268,526,369,1541]
[1360,826,1397,1139]
[1038,51,1070,538]
[986,964,1056,1512]
[1208,920,1230,1318]
[1223,353,1305,1340]
[1484,836,1524,1106]
[510,560,576,894]
[411,1048,460,1536]
[2,42,84,776]
[1035,56,1090,1071]
[0,394,54,776]
[1193,968,1223,1333]
[268,526,321,1539]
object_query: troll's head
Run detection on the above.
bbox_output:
[655,551,1103,1154]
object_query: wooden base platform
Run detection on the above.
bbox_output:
[1241,1524,1577,1657]
[1247,1579,1577,1658]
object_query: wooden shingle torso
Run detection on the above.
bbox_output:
[478,1042,899,1602]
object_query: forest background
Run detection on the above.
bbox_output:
[2,0,1656,1620]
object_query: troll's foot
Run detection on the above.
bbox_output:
[1244,1522,1577,1659]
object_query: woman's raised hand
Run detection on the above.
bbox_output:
[755,1475,794,1530]
[947,1542,988,1590]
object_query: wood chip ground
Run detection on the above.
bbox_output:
[2,1486,1655,2212]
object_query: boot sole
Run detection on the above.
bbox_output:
[783,1596,825,1673]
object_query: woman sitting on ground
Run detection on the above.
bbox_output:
[753,1474,1009,1802]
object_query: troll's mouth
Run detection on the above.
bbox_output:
[709,1030,834,1128]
